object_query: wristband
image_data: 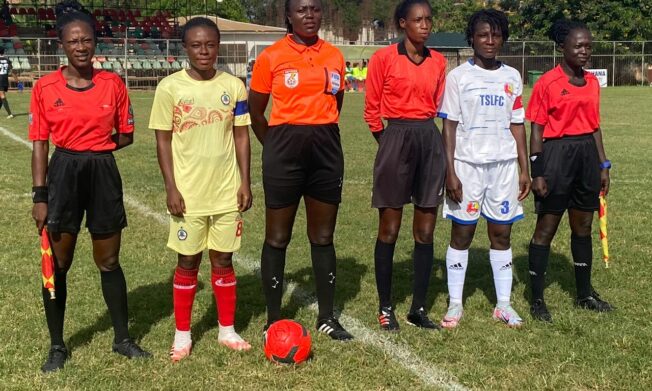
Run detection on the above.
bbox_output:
[32,186,48,203]
[529,153,544,178]
[599,160,611,170]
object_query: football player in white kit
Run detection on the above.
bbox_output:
[438,9,530,328]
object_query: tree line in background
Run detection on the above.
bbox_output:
[87,0,652,42]
[226,0,652,42]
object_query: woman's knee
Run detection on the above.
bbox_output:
[95,254,121,272]
[413,227,434,244]
[177,253,202,270]
[209,251,233,268]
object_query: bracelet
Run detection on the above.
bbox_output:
[529,153,544,178]
[600,160,611,170]
[32,186,48,203]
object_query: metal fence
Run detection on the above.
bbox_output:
[6,37,652,89]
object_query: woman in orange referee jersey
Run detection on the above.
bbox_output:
[29,0,150,373]
[248,0,353,341]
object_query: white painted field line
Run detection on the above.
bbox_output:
[1,125,467,391]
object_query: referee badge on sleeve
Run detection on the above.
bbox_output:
[330,72,341,95]
[284,69,299,89]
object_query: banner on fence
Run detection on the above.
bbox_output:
[586,69,608,87]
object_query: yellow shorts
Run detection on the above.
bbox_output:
[167,211,243,255]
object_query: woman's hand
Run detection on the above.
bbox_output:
[237,183,253,212]
[446,171,463,204]
[531,177,548,198]
[32,203,48,233]
[166,187,186,217]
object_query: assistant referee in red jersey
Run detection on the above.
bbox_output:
[29,1,150,372]
[364,0,447,331]
[527,19,614,322]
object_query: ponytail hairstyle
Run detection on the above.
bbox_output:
[549,18,589,46]
[55,0,96,41]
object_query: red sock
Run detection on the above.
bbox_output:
[173,267,198,331]
[211,266,237,327]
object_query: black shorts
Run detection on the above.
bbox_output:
[263,124,344,208]
[372,119,446,208]
[47,148,127,234]
[535,134,601,214]
[0,83,8,93]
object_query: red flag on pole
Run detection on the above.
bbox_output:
[41,228,55,299]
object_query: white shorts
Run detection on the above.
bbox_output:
[443,159,524,225]
[167,211,243,255]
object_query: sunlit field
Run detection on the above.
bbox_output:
[1,88,651,390]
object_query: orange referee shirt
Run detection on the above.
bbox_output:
[364,41,447,132]
[250,34,344,126]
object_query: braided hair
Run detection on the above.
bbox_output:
[466,9,509,46]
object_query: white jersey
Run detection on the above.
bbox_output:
[438,60,524,164]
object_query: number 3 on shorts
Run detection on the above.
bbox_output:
[500,201,510,215]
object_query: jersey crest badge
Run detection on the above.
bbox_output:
[284,69,299,88]
[504,83,515,97]
[466,201,480,215]
[221,92,231,105]
[177,228,188,241]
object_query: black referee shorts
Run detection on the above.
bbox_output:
[262,124,344,208]
[535,134,601,214]
[372,119,446,208]
[47,148,127,234]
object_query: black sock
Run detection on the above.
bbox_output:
[529,242,551,301]
[261,242,286,325]
[571,234,593,299]
[311,242,337,320]
[43,272,68,346]
[411,242,434,313]
[2,98,11,115]
[374,239,395,309]
[100,266,130,343]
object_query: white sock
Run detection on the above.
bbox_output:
[446,246,469,306]
[490,248,513,308]
[173,329,192,349]
[218,323,244,342]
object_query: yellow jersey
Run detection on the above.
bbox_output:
[149,70,251,216]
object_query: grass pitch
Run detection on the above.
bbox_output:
[1,87,651,390]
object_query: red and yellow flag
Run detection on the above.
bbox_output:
[41,228,55,299]
[599,191,609,268]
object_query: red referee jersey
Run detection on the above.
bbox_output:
[28,68,134,151]
[364,41,447,132]
[526,65,601,139]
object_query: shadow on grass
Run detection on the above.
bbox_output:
[513,245,576,303]
[67,274,199,350]
[191,256,367,345]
